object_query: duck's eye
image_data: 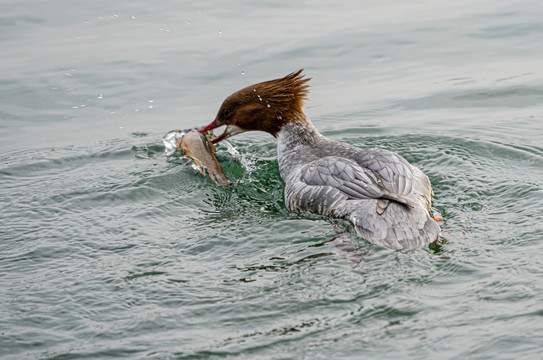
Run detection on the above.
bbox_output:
[222,108,231,118]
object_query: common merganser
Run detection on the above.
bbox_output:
[198,70,440,250]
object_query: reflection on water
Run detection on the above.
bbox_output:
[1,0,543,359]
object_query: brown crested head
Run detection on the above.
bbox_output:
[198,69,311,142]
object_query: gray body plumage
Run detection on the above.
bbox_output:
[277,117,440,250]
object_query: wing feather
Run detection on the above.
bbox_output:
[299,156,408,203]
[353,148,414,195]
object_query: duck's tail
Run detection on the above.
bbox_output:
[349,201,440,250]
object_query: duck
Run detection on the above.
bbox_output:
[197,69,440,250]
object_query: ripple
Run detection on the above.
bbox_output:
[3,1,543,356]
[394,85,543,109]
[471,22,543,39]
[3,123,543,359]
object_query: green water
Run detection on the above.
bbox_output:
[2,1,543,359]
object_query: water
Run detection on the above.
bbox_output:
[1,0,543,358]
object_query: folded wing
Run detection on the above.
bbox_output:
[299,156,412,208]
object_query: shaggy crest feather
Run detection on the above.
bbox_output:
[250,69,311,115]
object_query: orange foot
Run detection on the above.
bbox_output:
[433,216,443,222]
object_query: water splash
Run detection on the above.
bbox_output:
[162,129,186,156]
[190,162,204,174]
[222,141,257,176]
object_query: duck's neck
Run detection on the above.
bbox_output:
[276,113,324,180]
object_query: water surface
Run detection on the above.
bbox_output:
[2,0,543,359]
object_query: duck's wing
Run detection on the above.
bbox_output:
[352,148,414,196]
[294,156,413,218]
[298,156,412,208]
[353,147,435,212]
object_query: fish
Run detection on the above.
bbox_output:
[162,129,228,186]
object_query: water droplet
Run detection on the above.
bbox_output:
[277,116,282,120]
[267,104,271,108]
[185,20,191,25]
[218,30,222,36]
[241,70,245,75]
[131,16,136,20]
[149,105,154,109]
[253,89,256,92]
[97,94,103,99]
[149,99,154,103]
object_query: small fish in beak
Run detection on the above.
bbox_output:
[162,129,228,186]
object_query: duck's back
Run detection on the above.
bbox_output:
[281,138,440,250]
